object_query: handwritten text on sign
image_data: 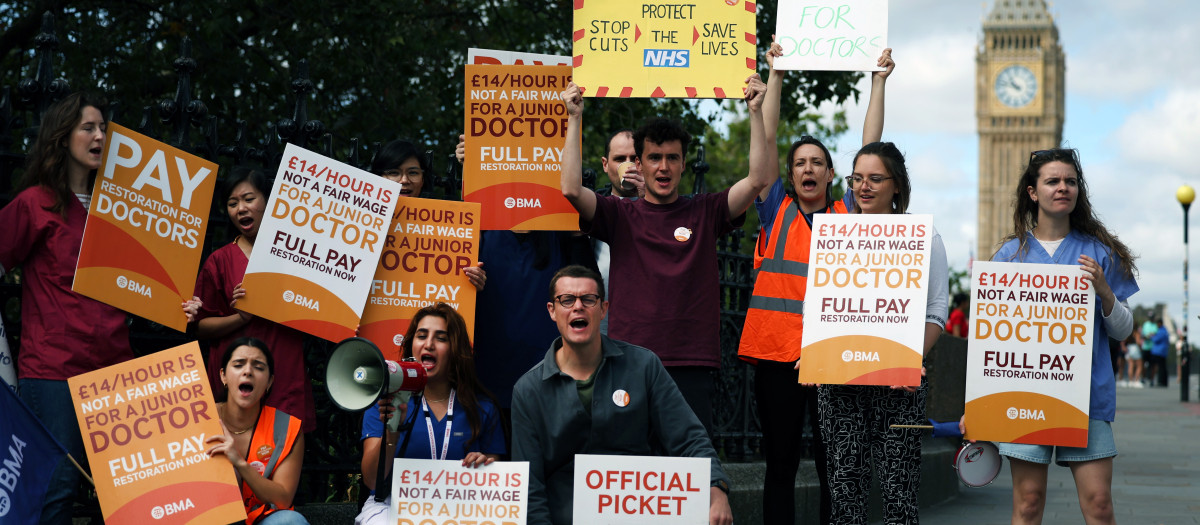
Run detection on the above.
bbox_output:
[390,459,528,525]
[964,261,1093,447]
[798,214,933,386]
[774,0,889,72]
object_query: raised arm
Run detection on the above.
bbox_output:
[559,82,597,221]
[727,74,773,217]
[861,48,894,146]
[759,39,786,201]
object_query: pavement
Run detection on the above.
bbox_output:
[900,373,1200,525]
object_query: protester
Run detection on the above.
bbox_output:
[820,142,949,524]
[738,41,893,525]
[593,128,644,334]
[558,73,772,435]
[206,338,308,525]
[193,168,316,432]
[968,147,1138,525]
[356,303,504,524]
[511,265,732,525]
[948,292,970,338]
[0,92,135,524]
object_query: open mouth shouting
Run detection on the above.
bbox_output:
[236,380,255,400]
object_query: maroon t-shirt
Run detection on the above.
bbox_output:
[195,241,316,432]
[583,190,737,367]
[0,186,132,379]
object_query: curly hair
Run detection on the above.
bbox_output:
[998,148,1137,280]
[632,118,691,159]
[401,303,499,453]
[19,91,108,216]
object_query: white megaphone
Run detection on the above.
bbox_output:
[326,337,427,432]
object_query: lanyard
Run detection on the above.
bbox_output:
[421,389,456,460]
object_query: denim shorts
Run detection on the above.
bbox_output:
[997,419,1116,466]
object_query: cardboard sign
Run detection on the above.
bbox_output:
[68,343,245,524]
[463,64,580,231]
[240,143,399,342]
[73,122,217,331]
[572,0,757,98]
[797,214,933,386]
[572,454,709,524]
[468,48,571,66]
[774,0,889,71]
[964,262,1093,447]
[389,458,529,525]
[359,198,481,362]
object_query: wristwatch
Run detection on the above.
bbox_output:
[711,479,730,495]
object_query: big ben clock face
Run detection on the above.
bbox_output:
[994,65,1038,108]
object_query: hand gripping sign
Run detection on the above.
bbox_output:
[964,261,1094,447]
[74,123,217,332]
[773,0,889,72]
[389,458,529,525]
[69,342,245,524]
[572,0,757,98]
[239,143,399,342]
[797,214,933,386]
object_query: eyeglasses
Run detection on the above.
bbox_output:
[382,168,424,180]
[847,175,893,187]
[554,294,601,308]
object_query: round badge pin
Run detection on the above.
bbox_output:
[673,227,692,242]
[612,389,630,407]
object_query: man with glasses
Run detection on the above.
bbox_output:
[511,265,733,525]
[557,76,773,435]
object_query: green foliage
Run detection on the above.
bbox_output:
[1,1,864,185]
[948,266,970,297]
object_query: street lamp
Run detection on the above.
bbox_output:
[1178,185,1194,402]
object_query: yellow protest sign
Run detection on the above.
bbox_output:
[572,0,757,98]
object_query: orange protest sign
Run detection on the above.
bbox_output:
[359,198,480,362]
[73,123,216,332]
[69,342,245,524]
[463,64,580,231]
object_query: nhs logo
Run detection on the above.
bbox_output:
[643,49,690,67]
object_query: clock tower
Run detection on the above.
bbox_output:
[976,0,1065,258]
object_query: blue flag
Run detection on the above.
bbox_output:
[0,378,68,524]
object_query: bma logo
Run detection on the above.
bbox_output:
[1006,407,1046,420]
[116,275,152,298]
[504,197,542,209]
[643,49,690,68]
[150,498,195,519]
[0,434,28,518]
[282,290,320,311]
[841,350,880,362]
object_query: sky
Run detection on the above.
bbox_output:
[804,0,1199,332]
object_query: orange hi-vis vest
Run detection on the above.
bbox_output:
[242,405,302,525]
[738,196,848,363]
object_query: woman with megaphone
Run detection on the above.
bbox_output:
[355,303,505,525]
[206,337,309,525]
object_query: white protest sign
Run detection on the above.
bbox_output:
[964,261,1093,447]
[774,0,889,71]
[798,213,932,386]
[572,454,710,524]
[389,459,529,525]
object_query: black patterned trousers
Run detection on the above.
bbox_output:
[818,383,926,525]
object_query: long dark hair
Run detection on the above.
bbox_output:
[19,92,108,216]
[998,148,1137,280]
[851,141,910,214]
[401,303,498,453]
[783,135,837,209]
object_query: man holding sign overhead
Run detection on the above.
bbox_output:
[558,74,773,434]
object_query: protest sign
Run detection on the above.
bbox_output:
[463,64,579,231]
[0,317,14,393]
[240,143,398,342]
[68,342,245,524]
[73,122,216,332]
[359,198,480,362]
[797,214,933,386]
[572,454,709,524]
[468,48,571,66]
[774,0,889,71]
[964,261,1093,447]
[572,1,757,98]
[389,458,528,525]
